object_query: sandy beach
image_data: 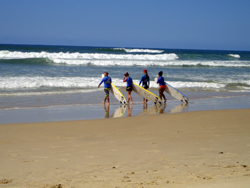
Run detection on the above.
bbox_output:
[0,108,250,188]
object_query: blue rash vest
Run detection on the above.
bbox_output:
[157,77,165,86]
[139,74,150,87]
[123,77,133,87]
[99,76,112,88]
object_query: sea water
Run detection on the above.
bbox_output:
[0,44,250,111]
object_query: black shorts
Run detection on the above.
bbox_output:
[126,86,133,91]
[142,85,148,89]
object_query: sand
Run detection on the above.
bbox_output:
[0,109,250,188]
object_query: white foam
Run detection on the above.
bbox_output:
[0,76,226,90]
[228,54,240,58]
[2,51,249,68]
[0,77,101,89]
[0,50,178,61]
[166,60,250,68]
[115,48,164,53]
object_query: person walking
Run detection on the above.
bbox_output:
[98,72,112,105]
[156,71,167,103]
[123,72,134,105]
[139,69,150,103]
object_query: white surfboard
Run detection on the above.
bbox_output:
[132,83,162,105]
[101,74,127,105]
[111,83,127,105]
[155,78,189,103]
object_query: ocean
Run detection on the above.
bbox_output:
[0,44,250,113]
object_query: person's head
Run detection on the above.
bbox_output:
[104,72,108,76]
[143,69,147,74]
[124,72,129,77]
[158,71,163,77]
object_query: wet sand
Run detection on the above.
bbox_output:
[1,95,250,124]
[0,109,250,187]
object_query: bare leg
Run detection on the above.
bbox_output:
[127,90,133,104]
[102,96,110,104]
[106,96,110,105]
[142,98,146,104]
[159,87,167,102]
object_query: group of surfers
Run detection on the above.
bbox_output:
[97,69,167,105]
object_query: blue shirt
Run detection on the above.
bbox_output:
[157,77,165,86]
[124,77,133,87]
[99,76,112,88]
[139,74,150,86]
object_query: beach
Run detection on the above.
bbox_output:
[1,44,250,187]
[1,109,250,188]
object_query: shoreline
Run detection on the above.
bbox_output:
[1,94,250,124]
[0,109,249,187]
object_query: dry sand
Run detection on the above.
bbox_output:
[0,109,250,188]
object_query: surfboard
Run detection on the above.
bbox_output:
[155,78,189,103]
[110,83,127,105]
[101,74,127,104]
[132,83,162,105]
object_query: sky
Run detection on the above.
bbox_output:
[1,0,250,51]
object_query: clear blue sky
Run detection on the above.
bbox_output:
[1,0,250,51]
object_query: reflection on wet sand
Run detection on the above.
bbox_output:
[140,103,166,115]
[127,104,133,117]
[103,102,189,119]
[140,102,188,115]
[103,103,110,118]
[111,105,127,118]
[167,103,188,113]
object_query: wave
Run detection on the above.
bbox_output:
[228,54,240,58]
[52,59,250,68]
[1,76,249,92]
[0,50,177,61]
[1,51,250,68]
[114,48,164,53]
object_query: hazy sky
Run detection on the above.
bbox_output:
[1,0,250,51]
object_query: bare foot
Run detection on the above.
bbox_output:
[164,100,167,103]
[142,101,145,104]
[102,101,105,104]
[106,102,110,106]
[130,102,134,105]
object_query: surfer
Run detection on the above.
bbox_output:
[139,69,150,104]
[156,71,167,103]
[123,72,134,105]
[98,72,112,105]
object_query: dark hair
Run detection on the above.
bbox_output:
[104,72,108,76]
[158,71,163,76]
[124,72,129,76]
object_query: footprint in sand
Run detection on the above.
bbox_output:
[0,179,13,184]
[44,184,63,188]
